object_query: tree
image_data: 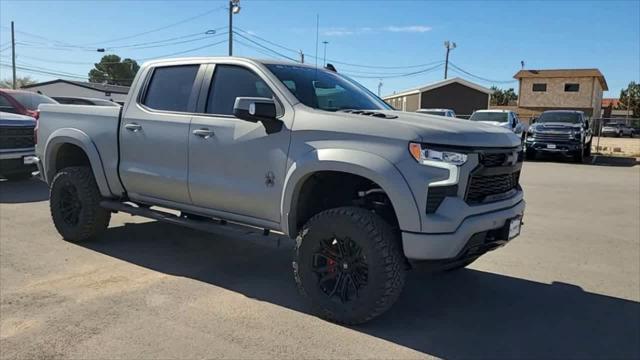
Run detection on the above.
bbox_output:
[617,81,640,117]
[88,54,139,87]
[0,76,37,89]
[490,86,518,106]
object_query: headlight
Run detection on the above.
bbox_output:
[409,142,468,166]
[571,130,583,139]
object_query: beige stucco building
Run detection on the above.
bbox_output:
[514,69,607,118]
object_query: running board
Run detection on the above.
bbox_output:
[100,200,288,246]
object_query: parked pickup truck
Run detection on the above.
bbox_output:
[0,112,38,180]
[36,57,525,324]
[525,110,592,162]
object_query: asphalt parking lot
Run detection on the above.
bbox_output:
[1,160,639,359]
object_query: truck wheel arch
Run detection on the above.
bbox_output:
[281,148,421,237]
[44,128,112,197]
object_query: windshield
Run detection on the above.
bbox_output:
[11,92,57,110]
[469,112,508,122]
[538,112,581,123]
[265,64,391,111]
[418,110,446,116]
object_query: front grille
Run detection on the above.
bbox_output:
[0,126,35,150]
[479,150,524,167]
[532,132,571,142]
[466,171,520,204]
[426,185,458,214]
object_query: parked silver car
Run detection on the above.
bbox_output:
[601,122,634,137]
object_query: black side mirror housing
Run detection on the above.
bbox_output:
[530,117,537,124]
[233,97,282,134]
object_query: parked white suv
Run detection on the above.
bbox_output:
[470,109,526,140]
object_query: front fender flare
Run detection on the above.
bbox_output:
[281,148,421,236]
[43,128,112,197]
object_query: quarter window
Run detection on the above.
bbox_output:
[206,65,273,116]
[143,65,199,112]
[532,83,546,92]
[564,83,580,92]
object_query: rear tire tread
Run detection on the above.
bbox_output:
[50,166,110,242]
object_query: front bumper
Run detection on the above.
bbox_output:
[525,140,581,153]
[402,199,525,260]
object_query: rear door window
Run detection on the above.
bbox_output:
[142,65,199,112]
[206,65,273,116]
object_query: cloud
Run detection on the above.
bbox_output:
[384,25,432,33]
[321,25,432,36]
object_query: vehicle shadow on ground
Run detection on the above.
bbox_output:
[527,154,639,167]
[80,220,640,359]
[0,178,49,203]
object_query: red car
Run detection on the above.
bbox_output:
[0,89,58,119]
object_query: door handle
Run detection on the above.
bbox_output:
[124,123,142,132]
[192,128,214,139]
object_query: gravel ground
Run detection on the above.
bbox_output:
[1,160,639,359]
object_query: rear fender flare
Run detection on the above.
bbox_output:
[43,128,112,197]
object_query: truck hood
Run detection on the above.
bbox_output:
[0,112,36,127]
[379,110,521,148]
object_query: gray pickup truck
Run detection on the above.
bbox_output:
[36,57,525,324]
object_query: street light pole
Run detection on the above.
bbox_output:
[443,40,456,79]
[11,21,16,89]
[228,0,240,56]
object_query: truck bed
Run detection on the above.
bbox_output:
[36,104,124,197]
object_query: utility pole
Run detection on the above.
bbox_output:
[299,50,304,64]
[322,41,329,66]
[228,0,240,56]
[11,21,16,89]
[443,40,456,79]
[377,79,383,97]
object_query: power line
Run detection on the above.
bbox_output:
[106,28,226,49]
[81,6,226,46]
[344,62,445,79]
[107,32,227,51]
[234,28,298,54]
[234,38,295,61]
[136,39,228,61]
[448,62,517,84]
[232,31,298,62]
[233,27,446,70]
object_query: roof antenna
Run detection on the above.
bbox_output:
[325,63,336,72]
[315,14,319,69]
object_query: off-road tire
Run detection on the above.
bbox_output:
[50,166,111,242]
[585,140,592,157]
[293,206,406,325]
[525,149,537,161]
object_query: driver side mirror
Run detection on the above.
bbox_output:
[530,117,537,124]
[233,97,282,134]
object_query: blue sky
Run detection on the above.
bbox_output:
[0,0,638,97]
